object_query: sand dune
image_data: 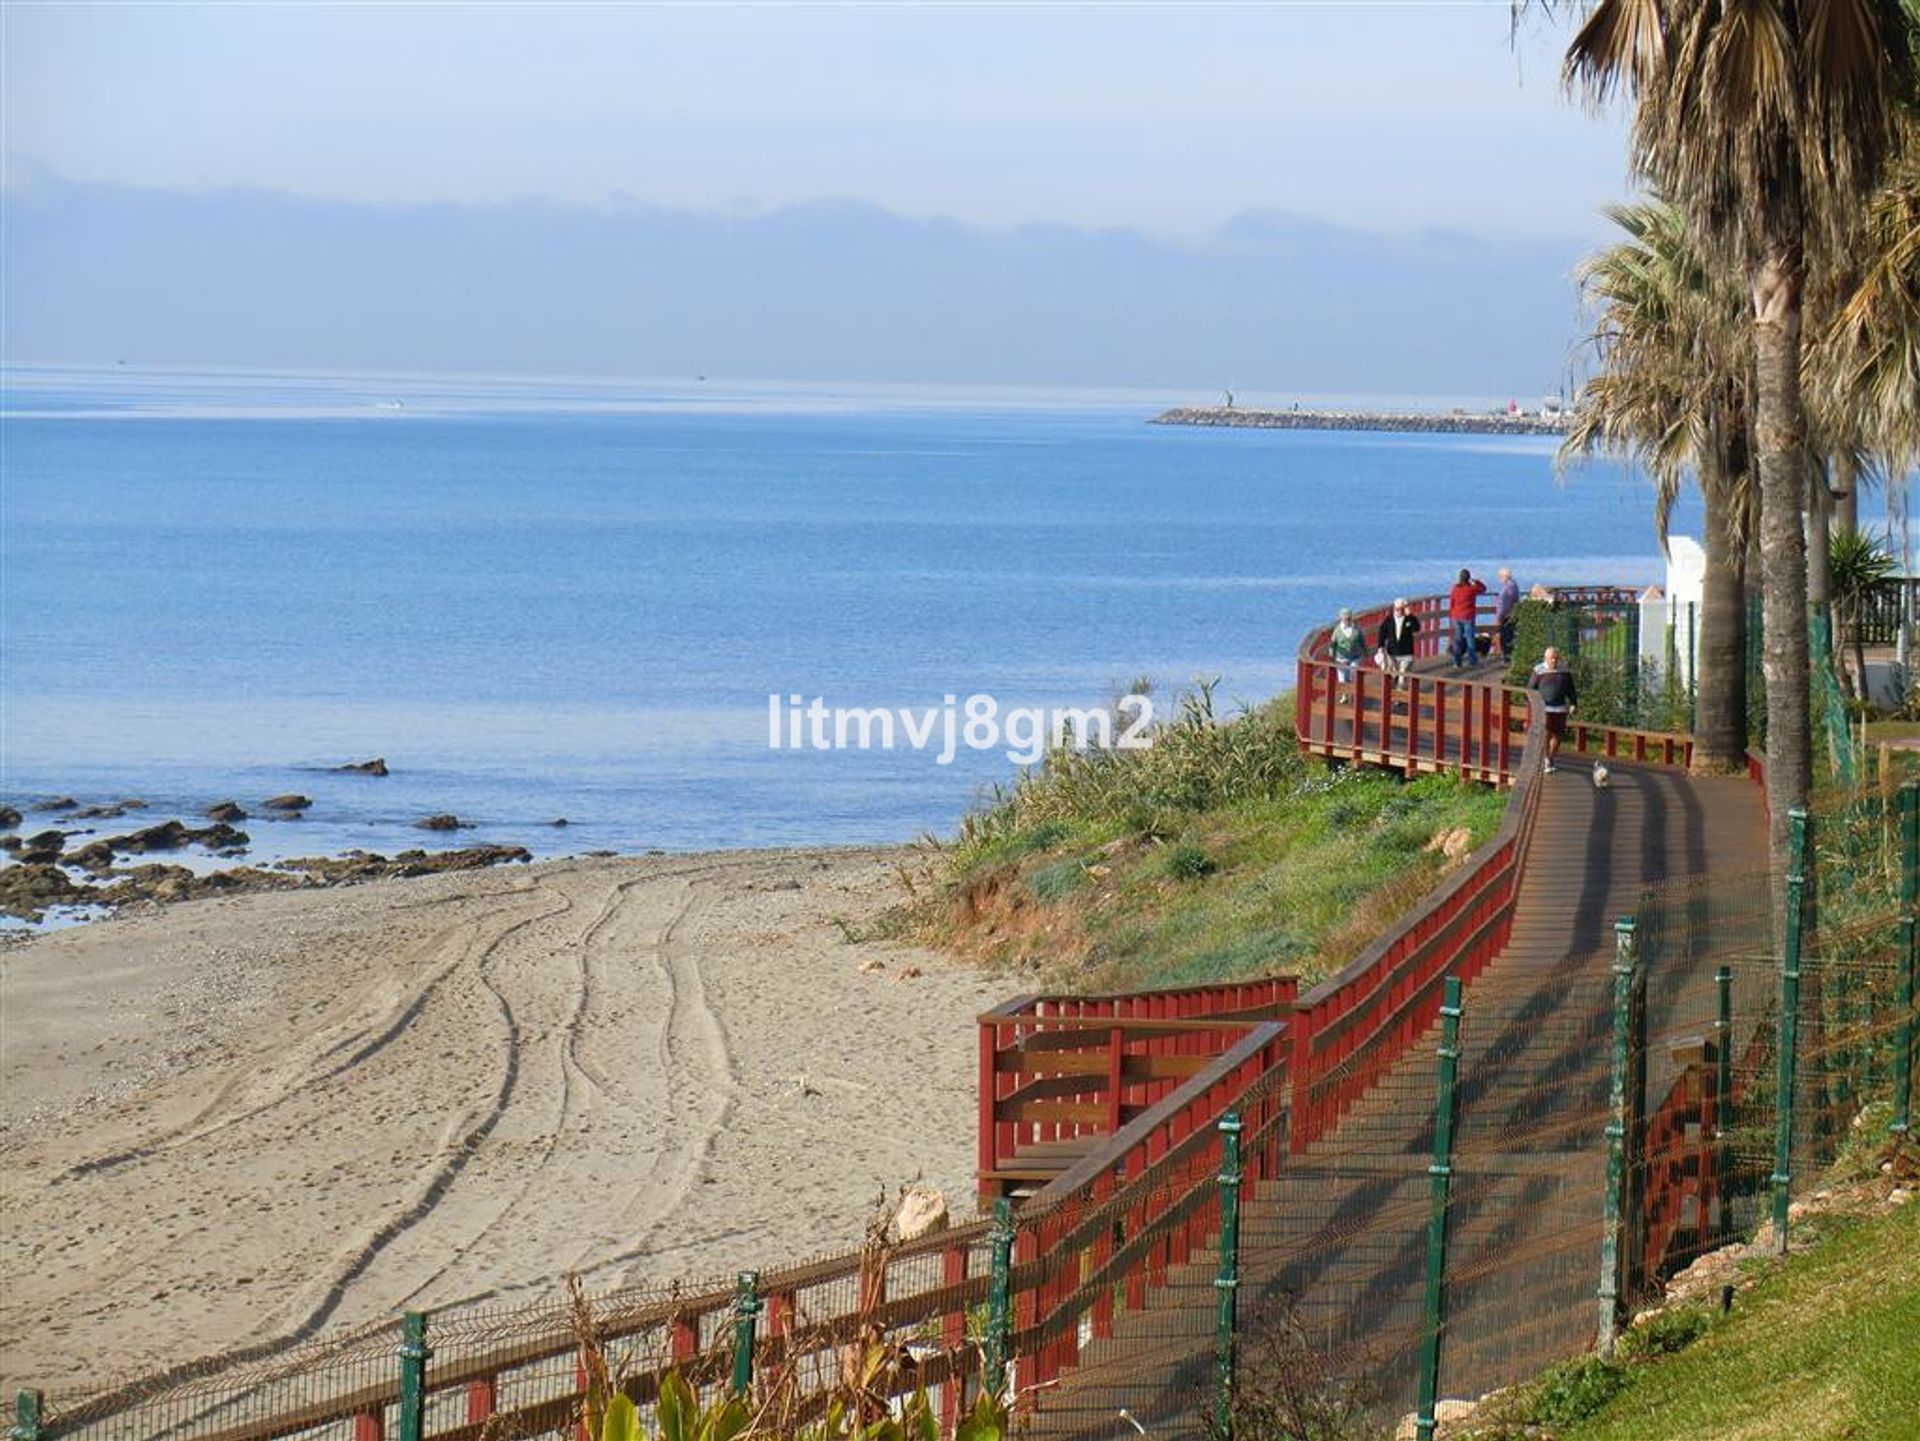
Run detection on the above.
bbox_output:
[0,848,997,1395]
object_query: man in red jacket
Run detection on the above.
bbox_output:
[1448,568,1487,669]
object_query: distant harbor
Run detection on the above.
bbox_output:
[1152,405,1570,437]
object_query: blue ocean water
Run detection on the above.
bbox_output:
[2,365,1707,866]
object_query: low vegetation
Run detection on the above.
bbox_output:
[1459,1143,1919,1441]
[891,683,1507,993]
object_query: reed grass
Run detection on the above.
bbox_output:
[896,684,1507,992]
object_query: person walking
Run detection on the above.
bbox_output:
[1329,607,1366,701]
[1528,646,1578,772]
[1375,597,1419,687]
[1494,567,1521,658]
[1448,568,1487,669]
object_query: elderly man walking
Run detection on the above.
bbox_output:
[1528,646,1578,773]
[1494,568,1521,659]
[1375,597,1420,688]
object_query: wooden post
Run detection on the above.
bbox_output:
[465,1376,497,1426]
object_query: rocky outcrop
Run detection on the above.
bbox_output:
[0,863,88,922]
[287,845,531,883]
[95,865,303,909]
[38,797,78,812]
[414,814,467,831]
[0,805,22,831]
[17,830,67,866]
[260,794,311,813]
[332,758,390,776]
[71,800,148,820]
[66,822,250,873]
[3,844,532,921]
[204,801,249,823]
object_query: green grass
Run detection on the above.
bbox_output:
[1476,1200,1920,1441]
[897,688,1508,991]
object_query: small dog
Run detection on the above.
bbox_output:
[1592,762,1611,790]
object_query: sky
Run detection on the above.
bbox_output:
[1,1,1634,388]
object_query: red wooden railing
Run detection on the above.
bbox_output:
[1287,761,1541,1149]
[1006,1023,1289,1397]
[976,978,1295,1200]
[1639,1036,1722,1284]
[47,581,1718,1441]
[1295,585,1655,786]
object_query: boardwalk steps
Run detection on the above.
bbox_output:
[1018,613,1768,1438]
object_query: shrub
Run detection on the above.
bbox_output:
[1528,1354,1629,1425]
[1207,1297,1383,1441]
[951,682,1302,866]
[1619,1303,1712,1361]
[1163,843,1218,880]
[1026,859,1089,902]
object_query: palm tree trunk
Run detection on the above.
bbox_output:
[1694,428,1751,773]
[1752,245,1813,883]
[1832,452,1859,538]
[1806,460,1841,728]
[1807,458,1833,617]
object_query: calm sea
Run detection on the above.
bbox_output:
[2,365,1709,872]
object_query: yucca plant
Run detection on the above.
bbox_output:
[1830,527,1899,702]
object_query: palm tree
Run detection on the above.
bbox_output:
[1830,526,1899,696]
[1809,32,1920,475]
[1559,0,1915,880]
[1563,199,1756,772]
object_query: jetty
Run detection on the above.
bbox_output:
[1153,403,1569,436]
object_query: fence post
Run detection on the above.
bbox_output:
[730,1271,761,1398]
[12,1391,44,1441]
[1896,782,1918,1137]
[1772,809,1809,1256]
[398,1312,430,1441]
[1414,976,1464,1441]
[985,1197,1014,1402]
[1212,1110,1245,1441]
[1715,965,1735,1237]
[1599,919,1636,1357]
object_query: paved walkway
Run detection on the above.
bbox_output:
[1025,664,1768,1439]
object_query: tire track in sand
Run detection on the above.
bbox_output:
[57,879,575,1426]
[54,881,547,1185]
[568,871,742,1286]
[403,857,761,1307]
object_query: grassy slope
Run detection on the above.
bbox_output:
[1490,1198,1920,1441]
[899,694,1508,993]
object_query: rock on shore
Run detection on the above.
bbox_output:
[1,844,534,922]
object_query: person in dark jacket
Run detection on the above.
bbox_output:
[1494,567,1521,658]
[1448,568,1488,669]
[1528,646,1578,772]
[1376,597,1419,687]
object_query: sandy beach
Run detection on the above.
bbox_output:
[0,848,997,1396]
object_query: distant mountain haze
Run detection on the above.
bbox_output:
[2,169,1585,395]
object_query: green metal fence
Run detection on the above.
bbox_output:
[16,785,1914,1441]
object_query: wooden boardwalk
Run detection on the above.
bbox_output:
[1022,653,1768,1439]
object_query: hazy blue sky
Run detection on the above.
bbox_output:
[2,2,1633,389]
[6,2,1623,238]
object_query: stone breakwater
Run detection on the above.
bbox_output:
[1152,406,1569,437]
